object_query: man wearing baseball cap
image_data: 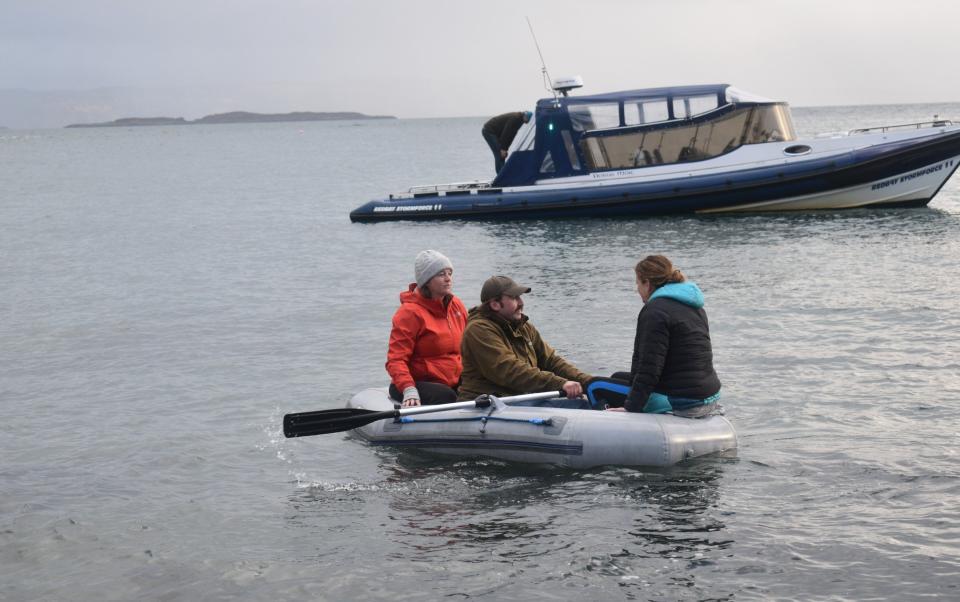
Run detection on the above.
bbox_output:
[458,275,592,401]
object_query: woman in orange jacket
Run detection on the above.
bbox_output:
[386,250,467,407]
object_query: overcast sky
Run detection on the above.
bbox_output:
[2,0,959,127]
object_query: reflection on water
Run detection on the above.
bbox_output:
[472,205,960,253]
[580,461,739,599]
[284,448,737,575]
[596,463,733,558]
[291,449,739,586]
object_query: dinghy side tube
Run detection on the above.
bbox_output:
[346,388,736,468]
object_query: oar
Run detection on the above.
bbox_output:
[283,390,563,438]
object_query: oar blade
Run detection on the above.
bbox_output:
[283,408,395,438]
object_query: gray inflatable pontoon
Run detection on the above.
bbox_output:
[346,388,737,469]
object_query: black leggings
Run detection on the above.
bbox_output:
[388,381,458,406]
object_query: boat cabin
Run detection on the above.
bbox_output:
[494,84,797,187]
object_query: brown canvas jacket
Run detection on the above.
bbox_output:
[457,305,592,400]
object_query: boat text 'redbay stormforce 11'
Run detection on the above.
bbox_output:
[350,81,960,221]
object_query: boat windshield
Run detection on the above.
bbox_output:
[580,104,797,170]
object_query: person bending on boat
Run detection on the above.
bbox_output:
[593,255,721,417]
[457,275,592,402]
[481,111,532,174]
[386,250,467,408]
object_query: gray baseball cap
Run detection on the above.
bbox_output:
[480,275,531,303]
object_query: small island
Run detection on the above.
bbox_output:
[66,111,395,128]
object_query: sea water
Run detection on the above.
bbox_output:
[2,104,959,600]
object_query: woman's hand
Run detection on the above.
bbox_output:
[402,397,421,407]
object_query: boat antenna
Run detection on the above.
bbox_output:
[526,17,560,106]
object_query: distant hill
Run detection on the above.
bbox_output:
[66,111,395,128]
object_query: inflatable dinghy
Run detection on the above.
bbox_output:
[344,388,737,469]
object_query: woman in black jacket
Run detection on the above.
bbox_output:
[589,255,721,417]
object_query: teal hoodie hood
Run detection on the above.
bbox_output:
[648,281,705,308]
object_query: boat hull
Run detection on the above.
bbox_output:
[350,130,960,222]
[346,389,738,469]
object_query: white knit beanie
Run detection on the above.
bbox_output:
[414,250,453,288]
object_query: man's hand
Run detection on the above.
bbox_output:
[402,397,421,407]
[500,149,508,159]
[561,381,583,398]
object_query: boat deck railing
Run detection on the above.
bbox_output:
[387,180,493,200]
[407,180,491,195]
[849,119,953,135]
